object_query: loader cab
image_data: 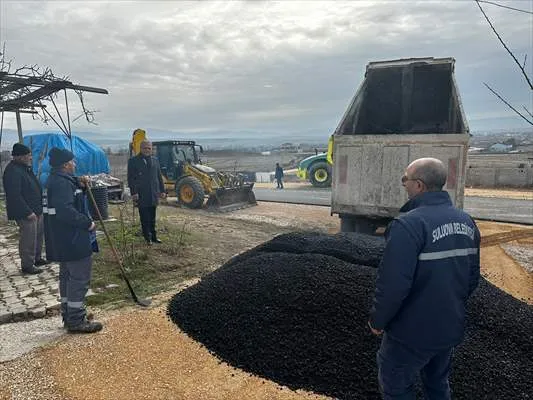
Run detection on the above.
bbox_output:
[152,140,203,181]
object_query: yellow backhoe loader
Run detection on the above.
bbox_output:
[129,129,256,211]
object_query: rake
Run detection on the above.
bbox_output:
[87,184,151,307]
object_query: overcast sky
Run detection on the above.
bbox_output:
[0,0,532,140]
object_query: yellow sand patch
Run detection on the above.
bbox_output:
[44,308,328,400]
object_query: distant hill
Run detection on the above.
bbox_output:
[0,128,328,151]
[0,127,531,152]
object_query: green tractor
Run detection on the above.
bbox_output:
[296,153,331,188]
[296,136,334,188]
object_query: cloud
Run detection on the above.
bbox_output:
[0,0,532,139]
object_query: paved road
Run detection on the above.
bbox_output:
[254,188,533,225]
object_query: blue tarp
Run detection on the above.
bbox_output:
[23,133,110,186]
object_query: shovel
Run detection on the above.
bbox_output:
[87,184,151,307]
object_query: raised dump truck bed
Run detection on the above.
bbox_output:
[331,57,470,233]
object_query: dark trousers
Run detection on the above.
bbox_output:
[377,334,453,400]
[59,256,92,326]
[138,206,157,242]
[276,178,283,189]
[16,215,44,271]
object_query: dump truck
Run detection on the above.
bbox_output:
[330,57,470,234]
[129,129,256,211]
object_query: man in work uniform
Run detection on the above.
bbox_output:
[43,147,102,333]
[127,140,166,244]
[368,157,480,399]
[2,143,48,274]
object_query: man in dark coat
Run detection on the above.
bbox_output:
[127,140,166,244]
[368,158,480,399]
[43,147,102,334]
[2,143,48,274]
[275,162,284,189]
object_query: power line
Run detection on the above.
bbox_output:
[477,0,533,15]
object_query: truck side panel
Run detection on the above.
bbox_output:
[381,146,410,207]
[331,134,468,218]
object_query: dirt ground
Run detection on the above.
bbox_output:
[1,201,532,400]
[464,187,533,200]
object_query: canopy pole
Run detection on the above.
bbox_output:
[15,110,23,143]
[64,90,73,152]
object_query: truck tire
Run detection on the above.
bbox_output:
[340,216,355,233]
[176,176,205,209]
[309,161,332,188]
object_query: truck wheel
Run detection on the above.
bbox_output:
[340,216,355,233]
[176,176,205,209]
[309,161,332,188]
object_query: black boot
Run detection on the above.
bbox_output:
[67,319,103,334]
[34,259,50,266]
[144,233,152,245]
[22,266,43,275]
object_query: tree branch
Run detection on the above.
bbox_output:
[475,0,533,90]
[477,0,533,15]
[483,83,533,125]
[523,105,533,120]
[75,89,98,125]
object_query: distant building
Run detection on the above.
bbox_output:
[279,142,301,152]
[488,143,513,153]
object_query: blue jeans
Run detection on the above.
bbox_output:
[377,333,453,400]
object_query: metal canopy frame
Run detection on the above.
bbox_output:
[0,70,108,143]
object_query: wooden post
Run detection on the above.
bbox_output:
[15,110,23,143]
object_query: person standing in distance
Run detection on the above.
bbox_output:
[2,143,48,274]
[368,157,480,400]
[43,147,102,333]
[275,162,284,189]
[127,140,166,244]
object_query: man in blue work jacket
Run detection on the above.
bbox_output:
[43,147,102,334]
[368,157,480,399]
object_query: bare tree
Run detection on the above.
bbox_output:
[475,0,533,126]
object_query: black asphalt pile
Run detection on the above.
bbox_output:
[454,278,533,399]
[168,234,533,400]
[227,231,385,268]
[169,252,383,399]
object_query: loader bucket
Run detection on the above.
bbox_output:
[205,183,257,212]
